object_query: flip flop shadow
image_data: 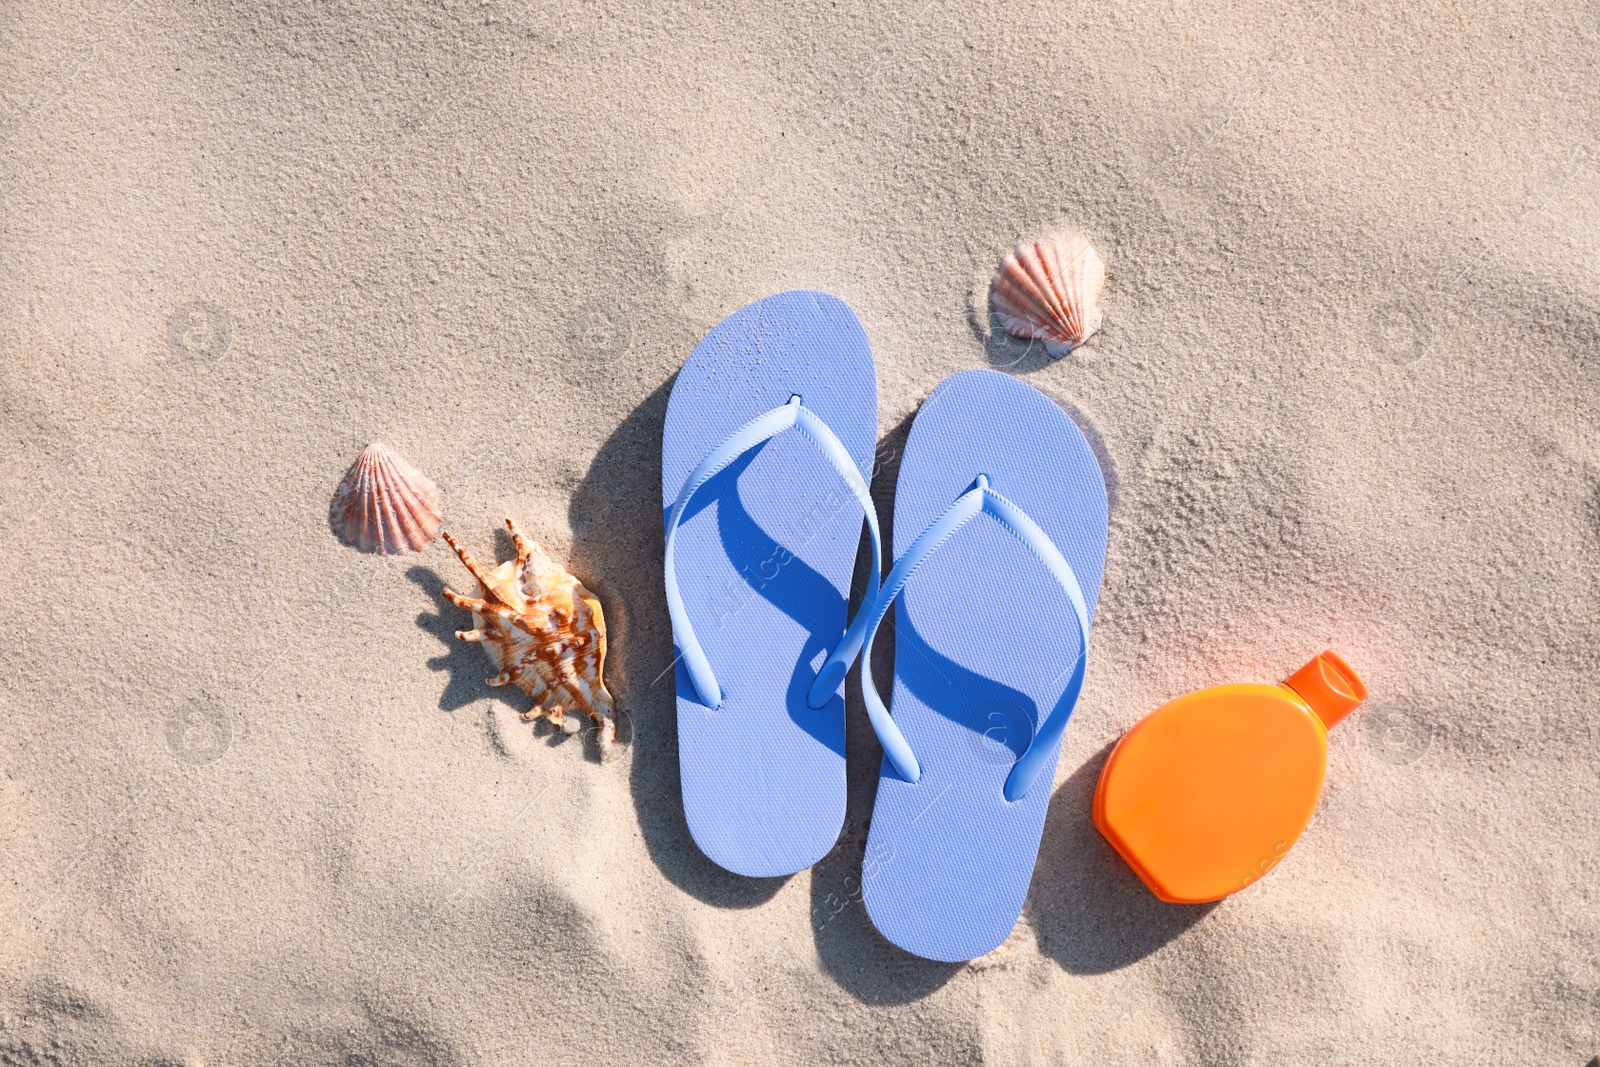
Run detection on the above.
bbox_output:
[571,376,787,907]
[807,411,966,1002]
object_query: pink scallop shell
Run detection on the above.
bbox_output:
[991,233,1105,357]
[329,442,443,554]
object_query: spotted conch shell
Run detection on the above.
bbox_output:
[991,233,1105,357]
[330,442,443,554]
[442,520,617,757]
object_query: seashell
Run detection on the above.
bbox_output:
[329,442,443,555]
[991,233,1105,357]
[442,519,617,757]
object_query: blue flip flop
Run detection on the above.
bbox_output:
[808,369,1108,960]
[662,291,881,877]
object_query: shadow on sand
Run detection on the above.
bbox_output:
[970,293,1064,376]
[1026,742,1218,973]
[410,557,528,717]
[802,409,967,1003]
[568,376,786,907]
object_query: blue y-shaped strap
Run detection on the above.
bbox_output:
[665,396,882,709]
[806,475,1091,802]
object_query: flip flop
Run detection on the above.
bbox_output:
[662,291,881,877]
[808,369,1107,960]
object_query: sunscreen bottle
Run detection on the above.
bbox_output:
[1093,652,1367,904]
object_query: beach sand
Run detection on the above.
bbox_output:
[2,1,1598,1062]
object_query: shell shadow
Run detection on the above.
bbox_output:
[568,375,786,908]
[1025,741,1218,973]
[408,564,528,715]
[968,282,1062,375]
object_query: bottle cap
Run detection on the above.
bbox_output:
[1282,651,1367,729]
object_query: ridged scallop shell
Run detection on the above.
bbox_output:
[443,520,617,757]
[329,442,443,554]
[992,233,1105,357]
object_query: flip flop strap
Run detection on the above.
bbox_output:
[665,395,883,709]
[807,475,1090,801]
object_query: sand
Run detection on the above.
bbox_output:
[3,0,1598,1063]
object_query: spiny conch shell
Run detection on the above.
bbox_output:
[330,442,443,554]
[442,520,617,758]
[991,233,1105,357]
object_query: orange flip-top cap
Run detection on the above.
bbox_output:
[1281,650,1367,729]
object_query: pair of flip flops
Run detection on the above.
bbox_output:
[661,291,1108,962]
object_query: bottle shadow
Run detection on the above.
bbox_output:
[1025,742,1218,973]
[569,376,786,908]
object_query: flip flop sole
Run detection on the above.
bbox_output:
[662,291,878,877]
[862,369,1108,961]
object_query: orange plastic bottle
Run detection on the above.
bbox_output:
[1092,652,1367,904]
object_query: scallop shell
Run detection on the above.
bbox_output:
[329,442,443,555]
[442,520,617,757]
[991,233,1105,357]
